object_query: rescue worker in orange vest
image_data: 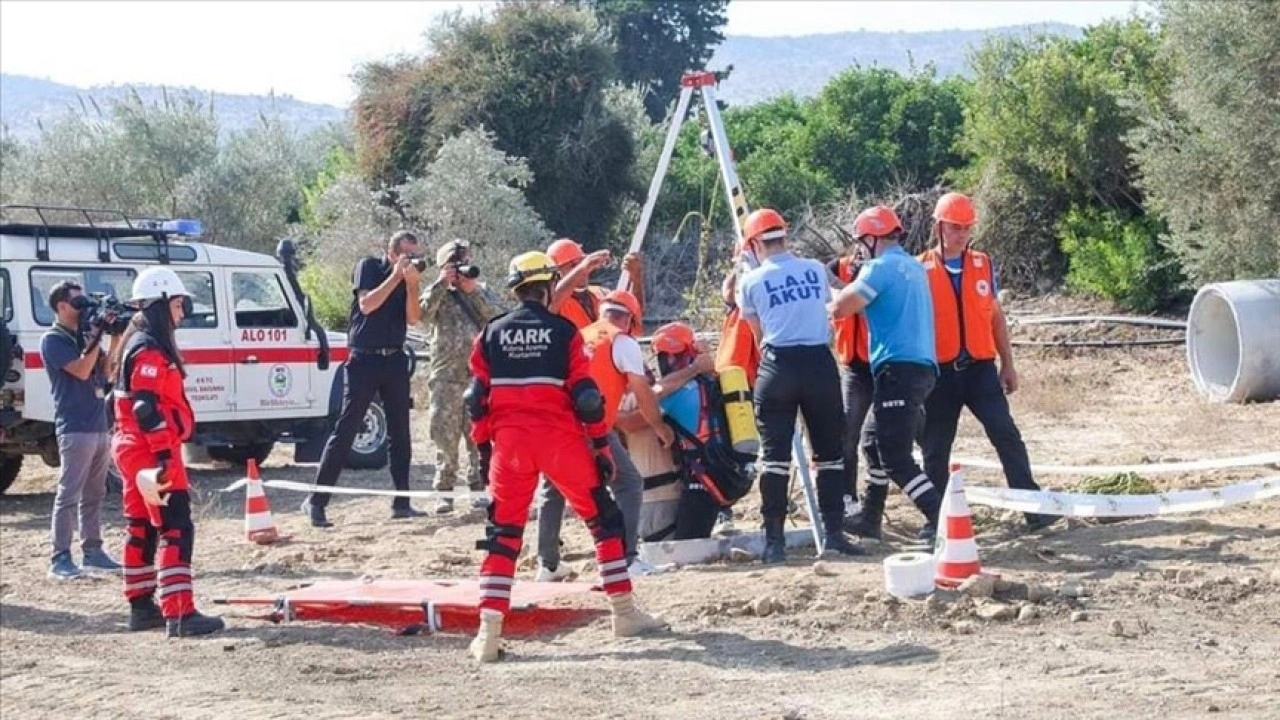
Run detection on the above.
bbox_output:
[715,240,762,389]
[829,206,943,543]
[466,251,664,662]
[737,209,865,562]
[535,289,674,581]
[546,238,646,330]
[827,241,875,528]
[919,193,1056,531]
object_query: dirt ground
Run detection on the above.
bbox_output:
[3,300,1279,720]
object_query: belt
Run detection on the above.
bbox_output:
[940,357,993,373]
[643,472,681,491]
[350,347,404,357]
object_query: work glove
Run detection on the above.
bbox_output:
[477,442,493,484]
[594,444,616,484]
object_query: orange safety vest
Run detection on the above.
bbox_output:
[715,306,760,389]
[559,286,605,331]
[582,318,630,430]
[831,257,871,365]
[920,248,998,363]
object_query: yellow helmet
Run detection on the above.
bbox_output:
[506,251,559,290]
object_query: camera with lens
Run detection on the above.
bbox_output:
[409,257,430,273]
[443,243,481,280]
[71,293,133,336]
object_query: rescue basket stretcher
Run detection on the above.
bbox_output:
[214,578,602,635]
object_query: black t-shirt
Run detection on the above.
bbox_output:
[348,257,408,350]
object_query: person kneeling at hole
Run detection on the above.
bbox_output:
[112,268,224,637]
[619,325,726,542]
[465,251,665,662]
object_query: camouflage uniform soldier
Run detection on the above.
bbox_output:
[420,239,502,513]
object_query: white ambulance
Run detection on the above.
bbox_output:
[0,205,401,494]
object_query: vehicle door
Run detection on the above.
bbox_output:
[228,268,313,417]
[172,269,235,420]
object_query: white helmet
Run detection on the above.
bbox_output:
[131,267,190,306]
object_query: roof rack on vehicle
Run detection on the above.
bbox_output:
[0,203,203,264]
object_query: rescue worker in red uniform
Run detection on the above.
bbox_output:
[113,268,224,637]
[464,251,664,662]
[918,193,1056,531]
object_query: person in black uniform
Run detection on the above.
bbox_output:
[304,230,423,527]
[735,209,864,563]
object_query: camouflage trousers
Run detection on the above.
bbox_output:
[427,377,484,491]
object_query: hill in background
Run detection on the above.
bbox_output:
[0,23,1081,139]
[709,23,1081,105]
[0,74,347,141]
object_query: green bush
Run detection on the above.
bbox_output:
[299,262,352,333]
[1057,206,1185,312]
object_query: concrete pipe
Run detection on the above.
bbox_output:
[1186,279,1280,404]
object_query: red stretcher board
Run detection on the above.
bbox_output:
[215,578,602,635]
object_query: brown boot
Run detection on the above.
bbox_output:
[609,593,666,638]
[469,609,504,663]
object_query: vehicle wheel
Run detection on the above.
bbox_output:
[207,442,276,468]
[0,455,23,496]
[346,397,389,470]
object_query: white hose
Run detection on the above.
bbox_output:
[950,451,1280,475]
[965,475,1279,517]
[1008,314,1187,330]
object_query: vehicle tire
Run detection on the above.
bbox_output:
[207,442,276,468]
[0,455,23,496]
[346,397,389,470]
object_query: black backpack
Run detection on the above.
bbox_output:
[666,376,755,507]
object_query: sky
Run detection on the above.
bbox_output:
[0,1,1143,107]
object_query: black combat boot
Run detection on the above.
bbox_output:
[166,611,226,638]
[821,513,867,557]
[761,517,786,565]
[845,484,886,540]
[128,597,166,632]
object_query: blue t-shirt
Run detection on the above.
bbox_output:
[735,252,831,348]
[944,255,1000,361]
[40,327,108,435]
[659,380,701,436]
[850,246,937,372]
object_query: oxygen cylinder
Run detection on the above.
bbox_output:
[717,365,759,455]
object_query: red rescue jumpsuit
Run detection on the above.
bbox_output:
[469,300,632,615]
[112,333,198,620]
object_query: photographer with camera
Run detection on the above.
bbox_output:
[40,282,123,579]
[419,239,501,514]
[304,230,423,527]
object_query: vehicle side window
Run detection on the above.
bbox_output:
[29,267,138,326]
[232,272,298,329]
[175,272,218,329]
[1,269,11,324]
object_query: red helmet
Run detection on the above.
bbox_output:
[743,208,786,244]
[933,192,977,227]
[546,238,586,267]
[852,206,903,239]
[652,322,697,356]
[600,289,642,333]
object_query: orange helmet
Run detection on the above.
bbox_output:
[933,192,976,227]
[546,238,586,267]
[852,206,903,239]
[743,208,786,244]
[652,322,697,356]
[600,289,642,333]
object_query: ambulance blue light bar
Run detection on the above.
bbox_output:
[162,219,203,236]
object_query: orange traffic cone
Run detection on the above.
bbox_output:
[934,463,982,588]
[244,460,281,545]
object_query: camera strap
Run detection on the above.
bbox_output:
[448,289,487,332]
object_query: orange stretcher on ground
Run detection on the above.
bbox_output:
[215,578,602,635]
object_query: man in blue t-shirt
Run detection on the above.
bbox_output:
[829,206,944,544]
[40,282,122,579]
[736,209,864,563]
